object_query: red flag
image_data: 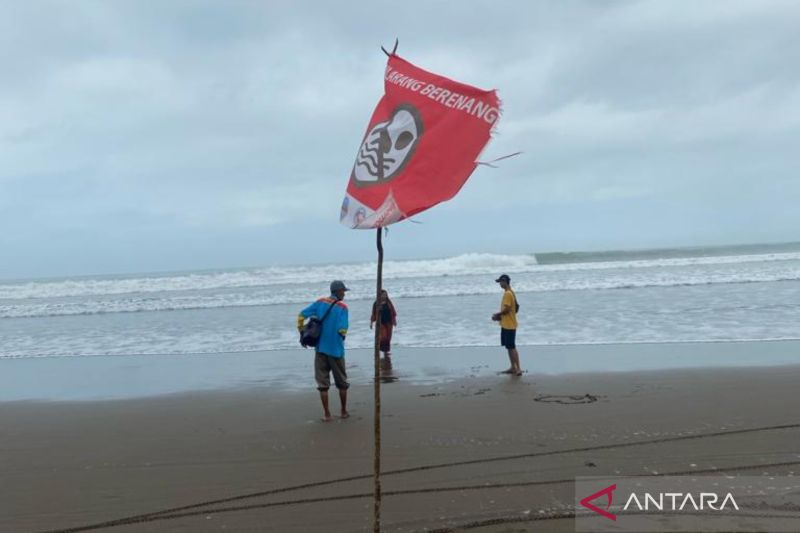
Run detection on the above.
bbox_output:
[340,54,500,229]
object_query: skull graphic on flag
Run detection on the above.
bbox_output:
[353,104,423,186]
[340,54,500,229]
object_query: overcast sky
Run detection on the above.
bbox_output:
[1,0,799,279]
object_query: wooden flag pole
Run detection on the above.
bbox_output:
[373,227,384,532]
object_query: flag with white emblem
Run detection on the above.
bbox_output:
[340,54,500,229]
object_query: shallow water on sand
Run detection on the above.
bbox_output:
[2,340,799,402]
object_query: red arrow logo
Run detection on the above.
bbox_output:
[580,483,617,521]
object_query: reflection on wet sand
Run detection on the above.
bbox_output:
[380,355,398,383]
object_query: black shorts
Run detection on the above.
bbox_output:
[501,328,517,349]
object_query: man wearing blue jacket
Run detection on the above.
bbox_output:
[298,280,350,421]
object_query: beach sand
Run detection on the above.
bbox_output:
[1,351,799,532]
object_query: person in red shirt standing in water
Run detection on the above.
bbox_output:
[370,289,397,370]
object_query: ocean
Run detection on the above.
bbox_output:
[2,242,800,360]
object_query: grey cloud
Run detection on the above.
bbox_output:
[1,0,798,278]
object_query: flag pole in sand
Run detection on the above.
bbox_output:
[373,41,394,530]
[373,227,384,532]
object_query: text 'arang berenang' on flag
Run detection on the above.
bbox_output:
[340,54,500,230]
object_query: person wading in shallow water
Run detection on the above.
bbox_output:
[492,274,523,376]
[297,280,350,422]
[370,289,397,370]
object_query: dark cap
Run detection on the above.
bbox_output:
[495,274,511,283]
[330,280,350,292]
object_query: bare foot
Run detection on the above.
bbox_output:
[499,368,514,374]
[321,414,333,422]
[340,412,350,419]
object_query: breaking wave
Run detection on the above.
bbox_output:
[1,250,800,318]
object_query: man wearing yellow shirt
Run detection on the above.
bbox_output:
[491,274,522,376]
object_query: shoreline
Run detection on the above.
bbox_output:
[2,339,800,402]
[9,334,800,358]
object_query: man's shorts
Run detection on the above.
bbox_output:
[315,352,349,391]
[500,328,517,349]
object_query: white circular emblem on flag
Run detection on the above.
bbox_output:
[352,104,423,186]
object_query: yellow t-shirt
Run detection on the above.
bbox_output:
[500,289,518,330]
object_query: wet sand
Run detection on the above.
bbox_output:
[2,356,799,532]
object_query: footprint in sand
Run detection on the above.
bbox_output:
[534,394,599,404]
